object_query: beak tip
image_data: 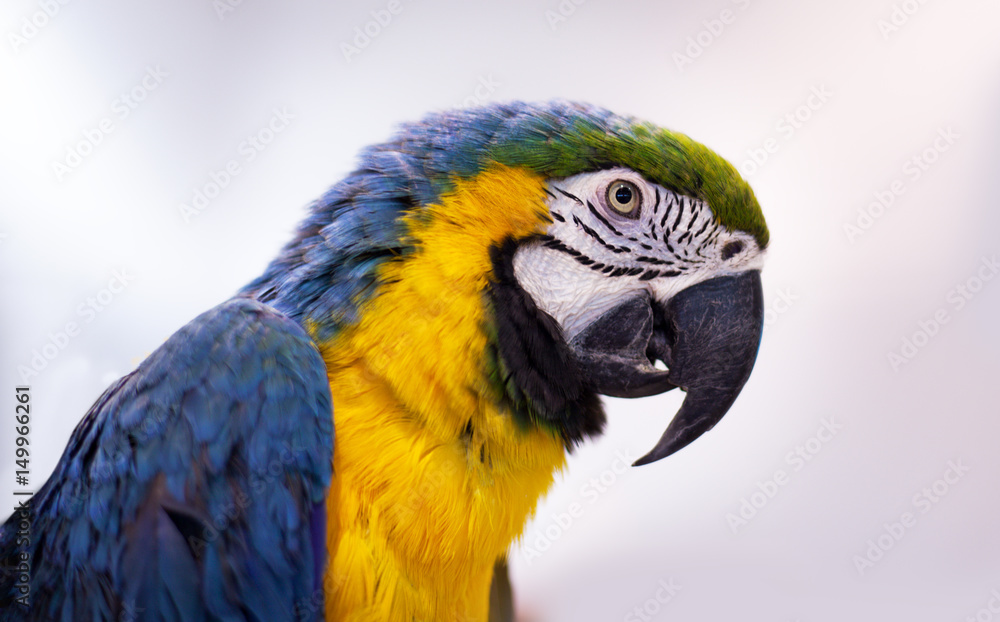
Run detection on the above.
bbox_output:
[631,431,695,467]
[635,270,764,467]
[632,453,659,467]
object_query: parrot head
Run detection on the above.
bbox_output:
[245,101,767,466]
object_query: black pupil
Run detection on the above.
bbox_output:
[614,185,633,205]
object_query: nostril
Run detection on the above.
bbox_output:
[721,241,743,260]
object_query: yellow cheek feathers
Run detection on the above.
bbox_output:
[318,165,570,621]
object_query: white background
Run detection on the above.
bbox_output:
[2,1,999,620]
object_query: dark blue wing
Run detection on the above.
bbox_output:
[0,298,334,622]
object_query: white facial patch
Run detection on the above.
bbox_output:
[513,240,639,340]
[512,168,765,340]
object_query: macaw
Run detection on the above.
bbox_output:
[0,101,767,621]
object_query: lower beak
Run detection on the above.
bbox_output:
[568,270,764,466]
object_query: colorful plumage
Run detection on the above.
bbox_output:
[1,101,768,621]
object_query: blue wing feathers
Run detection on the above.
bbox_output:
[0,298,334,621]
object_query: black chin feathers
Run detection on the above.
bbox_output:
[485,237,605,447]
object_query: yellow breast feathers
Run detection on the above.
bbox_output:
[318,165,567,621]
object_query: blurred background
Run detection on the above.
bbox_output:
[1,0,998,620]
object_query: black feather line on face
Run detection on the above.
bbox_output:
[541,235,666,277]
[585,200,624,238]
[553,186,584,205]
[672,198,685,230]
[485,237,605,446]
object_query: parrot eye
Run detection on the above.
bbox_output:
[605,180,642,217]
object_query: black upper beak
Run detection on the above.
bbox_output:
[568,271,764,466]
